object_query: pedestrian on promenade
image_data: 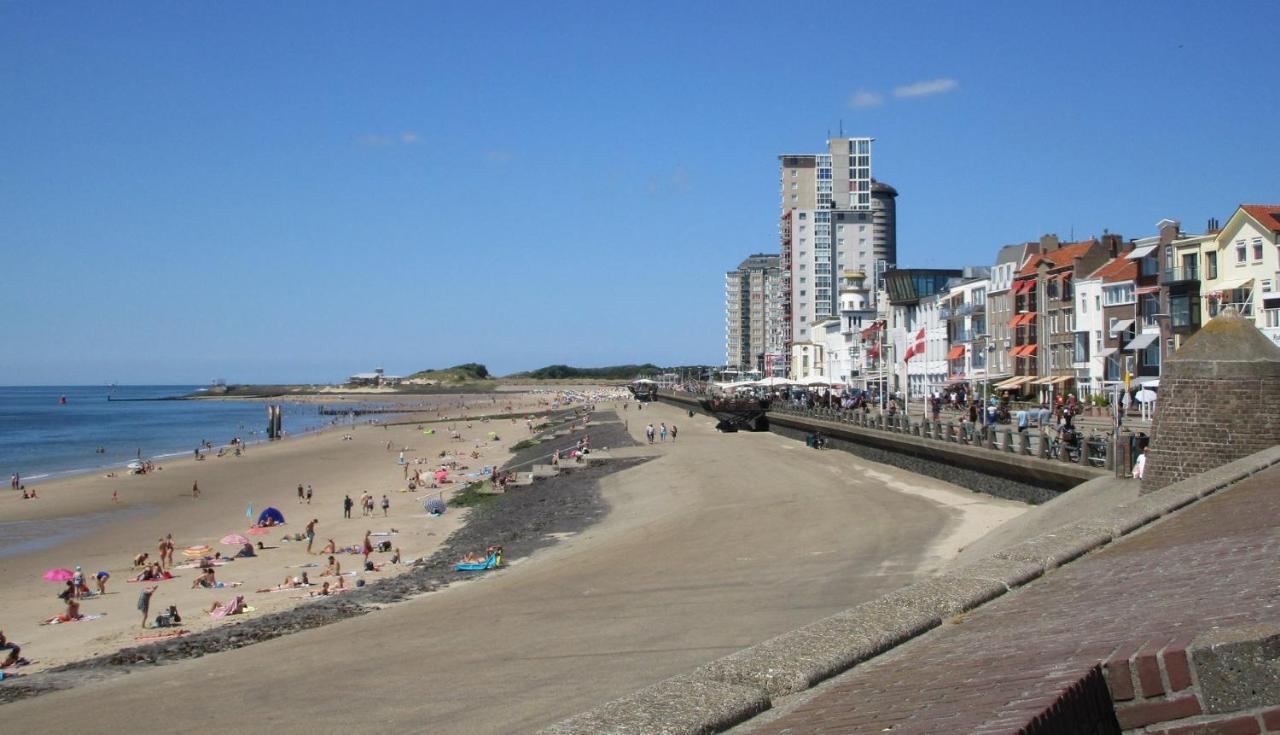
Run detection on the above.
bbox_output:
[1132,448,1147,480]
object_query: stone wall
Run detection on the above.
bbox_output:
[1143,310,1280,493]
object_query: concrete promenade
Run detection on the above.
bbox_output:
[0,402,1023,734]
[735,461,1280,734]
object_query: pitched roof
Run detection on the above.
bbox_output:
[1016,239,1100,276]
[1240,204,1280,233]
[1087,249,1138,283]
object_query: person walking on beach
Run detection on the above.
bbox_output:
[138,585,158,629]
[343,494,353,519]
[305,484,313,504]
[192,481,200,499]
[305,518,318,553]
[362,531,373,564]
[163,535,175,567]
[380,495,390,517]
[646,424,655,444]
[659,423,668,442]
[671,425,678,442]
[297,483,305,503]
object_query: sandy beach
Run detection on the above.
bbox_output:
[0,390,579,673]
[1,398,1027,732]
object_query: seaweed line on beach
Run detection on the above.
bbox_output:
[0,411,644,705]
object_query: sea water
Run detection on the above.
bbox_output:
[0,385,382,483]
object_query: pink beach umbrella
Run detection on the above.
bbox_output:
[220,534,250,546]
[42,568,75,581]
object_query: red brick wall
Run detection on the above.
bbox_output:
[1141,375,1280,493]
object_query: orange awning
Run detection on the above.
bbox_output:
[946,346,965,360]
[1020,312,1038,324]
[1008,315,1022,328]
[1021,343,1038,356]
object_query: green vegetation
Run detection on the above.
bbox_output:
[508,364,663,380]
[405,363,491,383]
[509,438,539,451]
[449,480,500,508]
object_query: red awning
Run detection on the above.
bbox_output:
[1136,285,1160,295]
[1010,345,1025,357]
[1013,280,1029,294]
[1021,343,1038,356]
[1021,311,1038,324]
[946,346,965,360]
[1008,315,1022,328]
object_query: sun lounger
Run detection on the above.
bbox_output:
[454,551,501,572]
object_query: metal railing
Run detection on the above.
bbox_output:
[768,404,1112,469]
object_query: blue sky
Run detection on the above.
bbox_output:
[2,1,1276,384]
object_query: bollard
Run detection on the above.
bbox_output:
[984,425,996,451]
[1005,429,1017,453]
[945,422,956,443]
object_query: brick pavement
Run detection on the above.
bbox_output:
[742,465,1280,734]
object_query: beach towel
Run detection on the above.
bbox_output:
[135,630,188,642]
[454,552,501,572]
[127,572,176,583]
[210,595,245,619]
[41,613,106,626]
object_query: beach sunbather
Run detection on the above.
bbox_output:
[321,556,341,577]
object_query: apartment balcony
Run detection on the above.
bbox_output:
[1164,266,1200,283]
[1264,327,1280,348]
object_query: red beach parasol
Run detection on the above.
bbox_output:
[42,568,75,581]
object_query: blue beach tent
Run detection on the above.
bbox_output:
[257,507,285,525]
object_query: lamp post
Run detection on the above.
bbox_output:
[970,333,990,423]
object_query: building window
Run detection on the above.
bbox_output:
[1264,279,1273,293]
[791,169,798,178]
[1073,332,1089,363]
[792,182,799,190]
[1207,251,1218,279]
[1103,283,1135,306]
[1266,308,1280,328]
[1237,240,1247,264]
[1169,293,1200,329]
[798,213,807,220]
[1095,295,1101,311]
[1254,238,1264,262]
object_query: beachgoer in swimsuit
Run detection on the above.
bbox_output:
[95,570,110,594]
[305,519,318,553]
[321,556,340,577]
[362,531,373,562]
[138,585,157,628]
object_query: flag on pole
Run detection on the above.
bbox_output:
[246,503,253,520]
[904,328,925,362]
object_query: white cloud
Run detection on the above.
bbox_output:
[357,131,422,147]
[893,78,959,99]
[848,90,884,108]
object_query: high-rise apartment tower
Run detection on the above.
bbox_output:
[724,253,784,373]
[779,137,897,348]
